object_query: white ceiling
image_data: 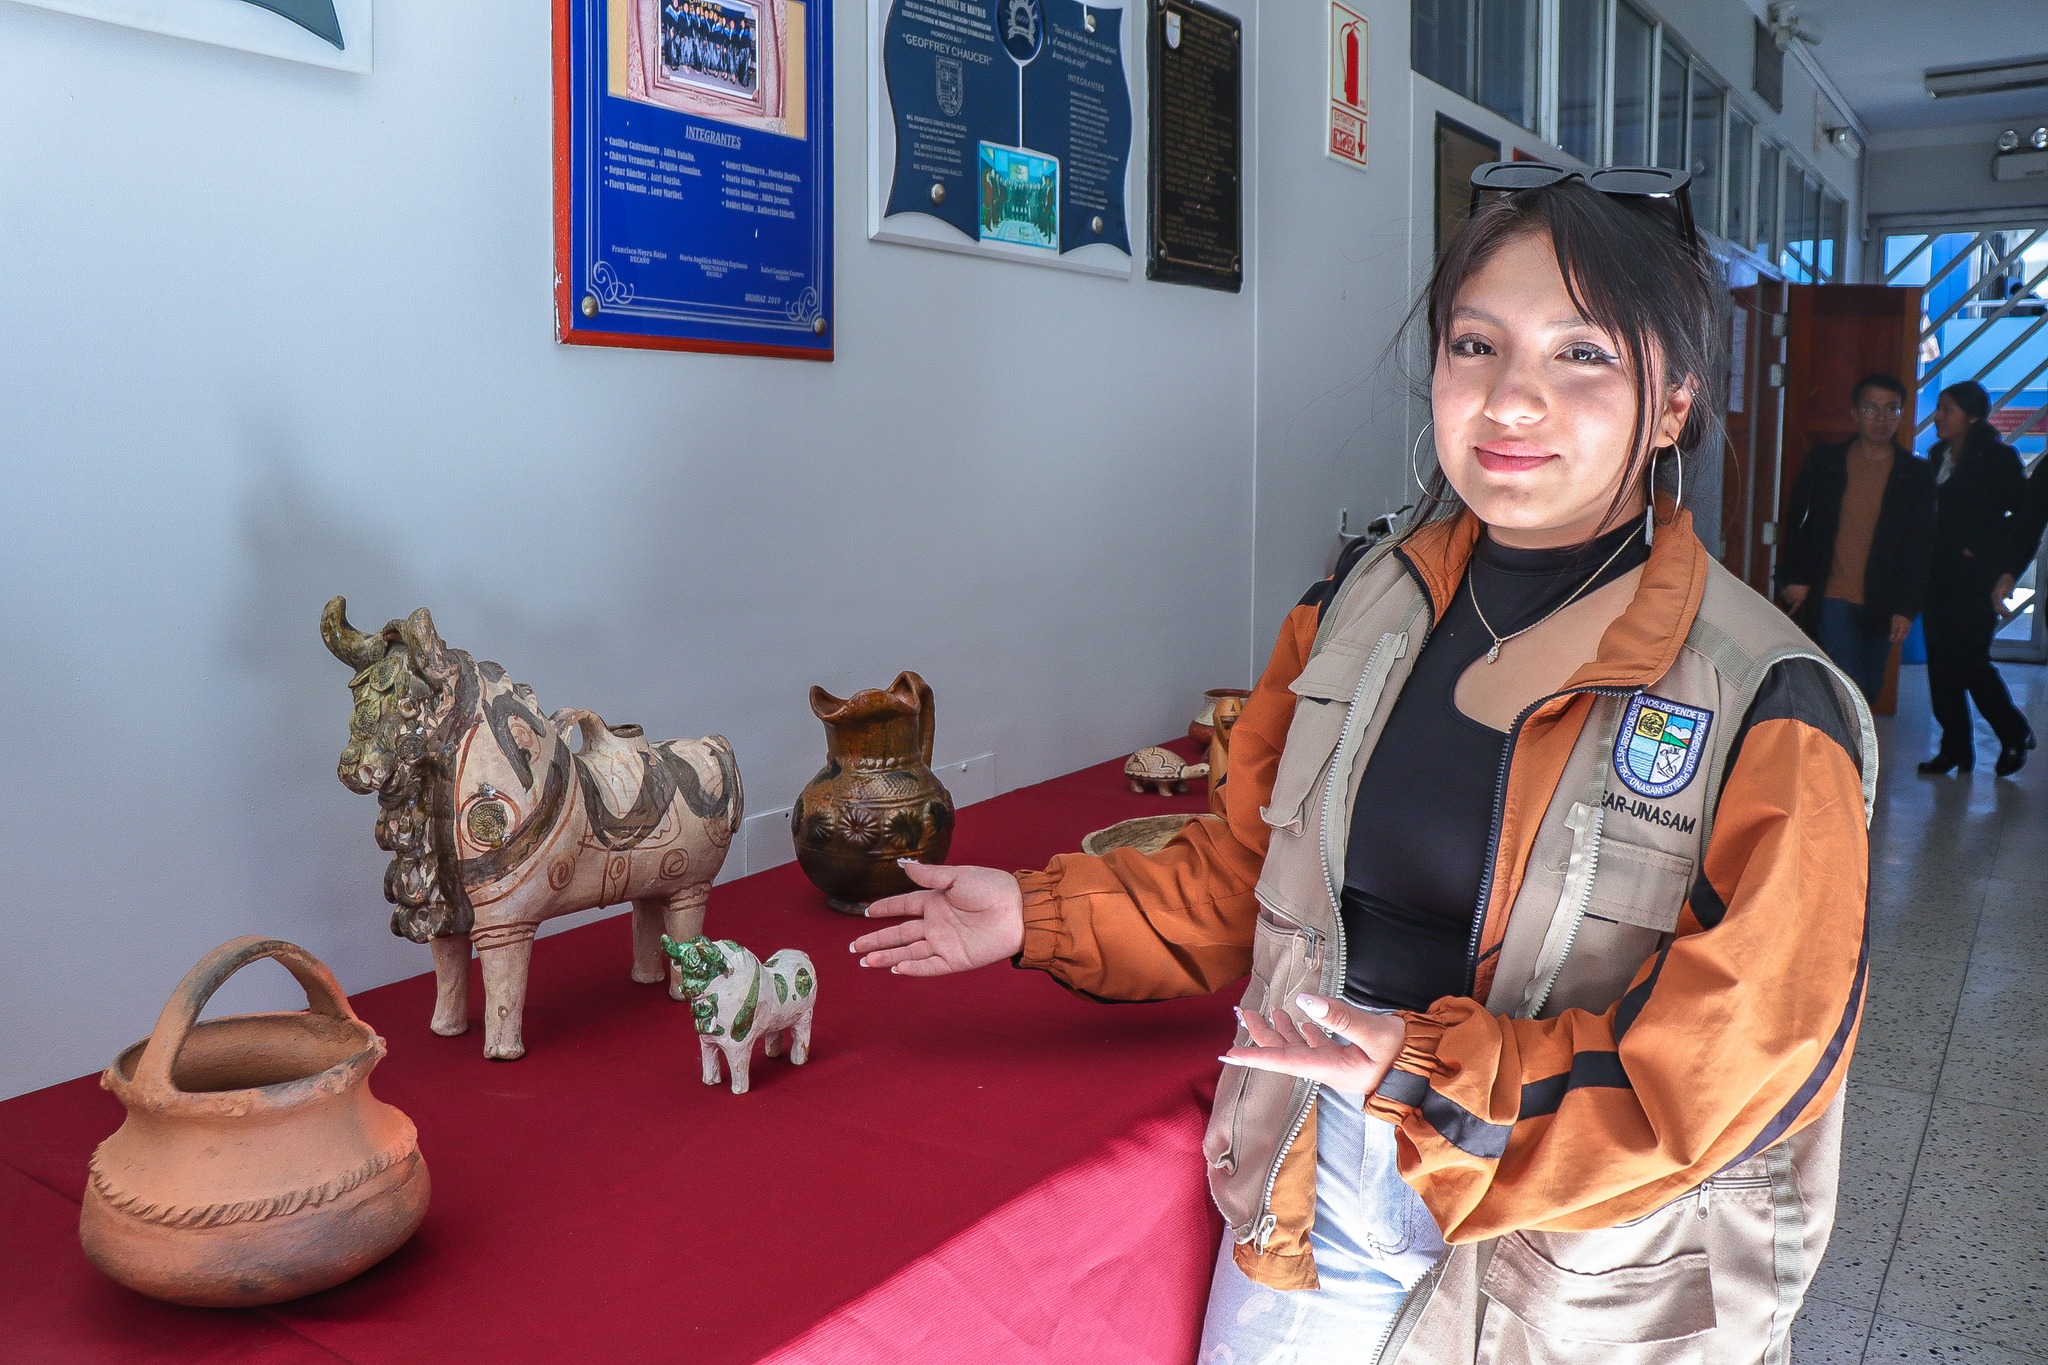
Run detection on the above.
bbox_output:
[1791,0,2048,133]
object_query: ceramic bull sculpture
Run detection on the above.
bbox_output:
[323,598,743,1060]
[660,935,816,1095]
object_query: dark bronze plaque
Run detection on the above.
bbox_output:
[1147,0,1242,292]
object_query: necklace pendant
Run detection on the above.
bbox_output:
[1486,642,1501,664]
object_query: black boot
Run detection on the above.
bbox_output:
[1918,751,1974,775]
[1995,729,2036,778]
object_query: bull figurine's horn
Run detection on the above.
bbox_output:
[322,596,390,670]
[402,608,458,688]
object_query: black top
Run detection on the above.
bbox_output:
[1338,522,1649,1011]
[1928,428,2028,586]
[1775,440,1938,633]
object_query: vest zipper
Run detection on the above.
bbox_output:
[1249,628,1403,1249]
[1466,685,1636,997]
[1524,804,1607,1019]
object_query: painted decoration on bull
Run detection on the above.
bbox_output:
[1613,692,1712,799]
[554,0,834,358]
[868,0,1136,276]
[6,0,371,72]
[662,935,816,1094]
[321,598,744,1061]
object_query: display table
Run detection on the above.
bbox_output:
[0,743,1234,1363]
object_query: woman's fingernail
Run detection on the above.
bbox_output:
[1296,994,1329,1019]
[897,857,919,866]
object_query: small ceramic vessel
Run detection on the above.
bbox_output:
[793,672,955,913]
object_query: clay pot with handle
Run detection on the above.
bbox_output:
[81,936,430,1307]
[792,671,955,914]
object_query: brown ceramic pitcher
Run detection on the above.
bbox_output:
[81,936,430,1307]
[792,671,955,913]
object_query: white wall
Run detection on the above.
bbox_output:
[1249,0,1422,646]
[1867,119,2048,224]
[0,0,1264,1098]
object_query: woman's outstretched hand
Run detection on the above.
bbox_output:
[849,860,1025,976]
[1222,994,1409,1097]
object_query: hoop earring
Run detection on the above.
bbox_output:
[1643,447,1683,545]
[1410,421,1437,496]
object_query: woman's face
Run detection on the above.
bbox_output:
[1932,394,1971,445]
[1431,232,1693,549]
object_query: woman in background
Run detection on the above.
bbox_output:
[1919,379,2033,776]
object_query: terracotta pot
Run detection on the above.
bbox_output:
[81,937,430,1308]
[1187,687,1252,745]
[792,671,955,914]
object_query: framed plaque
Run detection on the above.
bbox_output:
[1146,0,1241,292]
[553,0,834,360]
[867,0,1138,278]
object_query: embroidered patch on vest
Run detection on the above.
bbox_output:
[1614,694,1712,799]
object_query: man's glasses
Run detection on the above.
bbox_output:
[1468,161,1698,254]
[1855,403,1904,418]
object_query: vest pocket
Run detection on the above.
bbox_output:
[1479,1232,1716,1358]
[1542,836,1695,1018]
[1261,640,1381,833]
[1203,905,1323,1223]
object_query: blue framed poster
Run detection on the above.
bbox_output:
[867,0,1136,278]
[555,0,833,360]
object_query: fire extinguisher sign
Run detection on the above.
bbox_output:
[1327,2,1368,170]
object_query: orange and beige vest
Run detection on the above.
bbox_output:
[1202,535,1876,1363]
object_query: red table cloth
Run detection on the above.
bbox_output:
[0,743,1234,1363]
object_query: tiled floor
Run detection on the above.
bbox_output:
[1795,661,2048,1364]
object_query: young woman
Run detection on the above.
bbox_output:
[852,173,1874,1363]
[1920,379,2034,776]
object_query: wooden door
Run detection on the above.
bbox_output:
[1721,278,1789,596]
[1781,283,1926,713]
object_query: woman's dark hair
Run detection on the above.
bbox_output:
[1940,379,1991,423]
[1408,180,1722,538]
[1852,373,1908,405]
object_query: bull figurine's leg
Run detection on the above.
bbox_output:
[699,1035,723,1087]
[472,923,538,1061]
[429,936,471,1036]
[630,898,668,985]
[724,1039,753,1095]
[764,1028,785,1058]
[790,1009,813,1066]
[662,883,712,1001]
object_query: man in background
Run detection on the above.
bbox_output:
[1777,373,1938,700]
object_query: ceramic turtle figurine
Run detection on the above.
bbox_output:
[1125,747,1209,796]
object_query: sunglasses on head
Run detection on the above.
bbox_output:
[1468,161,1699,254]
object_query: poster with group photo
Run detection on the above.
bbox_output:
[868,0,1137,277]
[554,0,834,359]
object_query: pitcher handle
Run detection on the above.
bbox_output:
[131,936,363,1104]
[897,671,936,766]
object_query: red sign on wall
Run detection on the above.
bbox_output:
[1328,3,1368,171]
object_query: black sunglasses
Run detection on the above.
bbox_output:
[1468,161,1699,253]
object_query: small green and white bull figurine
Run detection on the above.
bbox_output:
[660,935,816,1094]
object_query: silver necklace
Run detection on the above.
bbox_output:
[1467,532,1637,664]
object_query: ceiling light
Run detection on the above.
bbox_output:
[1925,56,2048,99]
[1999,128,2022,151]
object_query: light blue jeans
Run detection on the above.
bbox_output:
[1198,1086,1448,1364]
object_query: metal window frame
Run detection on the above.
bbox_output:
[1726,106,1756,250]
